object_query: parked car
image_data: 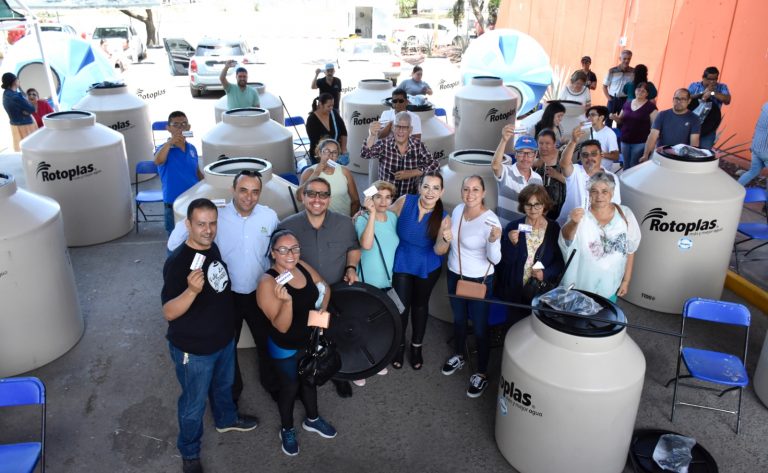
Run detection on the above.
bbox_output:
[393,20,466,50]
[91,25,147,67]
[337,39,402,85]
[40,23,78,36]
[162,38,195,76]
[187,38,259,97]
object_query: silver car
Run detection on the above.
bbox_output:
[188,38,259,97]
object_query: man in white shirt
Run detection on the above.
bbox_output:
[168,169,279,403]
[378,88,422,141]
[557,127,621,225]
[584,105,619,170]
[492,125,543,227]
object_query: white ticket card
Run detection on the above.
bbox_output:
[325,159,338,168]
[211,198,227,208]
[532,261,545,270]
[190,253,206,271]
[182,130,194,137]
[485,218,500,227]
[363,185,378,198]
[275,271,294,285]
[518,223,533,233]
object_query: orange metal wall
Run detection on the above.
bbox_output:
[497,0,768,160]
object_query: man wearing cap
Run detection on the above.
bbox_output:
[580,56,597,91]
[312,63,342,110]
[491,125,543,227]
[1,72,37,151]
[220,60,260,110]
[378,88,421,141]
[602,50,634,127]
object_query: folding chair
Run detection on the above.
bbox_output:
[151,120,168,148]
[0,377,46,473]
[434,107,448,123]
[284,116,311,155]
[134,161,164,233]
[733,187,768,272]
[666,298,750,433]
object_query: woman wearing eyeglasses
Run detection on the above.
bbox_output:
[495,184,564,321]
[296,138,360,216]
[389,172,449,370]
[559,172,641,302]
[305,92,348,164]
[256,229,337,456]
[26,88,54,128]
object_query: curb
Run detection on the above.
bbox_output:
[725,270,768,315]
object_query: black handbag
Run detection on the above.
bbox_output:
[520,242,576,305]
[298,327,341,386]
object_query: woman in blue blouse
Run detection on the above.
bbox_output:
[1,72,37,151]
[389,172,450,370]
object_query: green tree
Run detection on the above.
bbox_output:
[488,0,500,26]
[451,0,465,29]
[398,0,417,18]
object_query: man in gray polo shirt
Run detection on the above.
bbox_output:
[277,176,360,397]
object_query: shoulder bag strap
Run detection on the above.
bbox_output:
[457,216,464,279]
[373,234,391,282]
[330,110,339,141]
[613,203,628,225]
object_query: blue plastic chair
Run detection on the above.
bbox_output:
[667,298,750,433]
[134,161,164,233]
[151,120,168,147]
[284,116,311,155]
[733,187,768,272]
[0,377,46,473]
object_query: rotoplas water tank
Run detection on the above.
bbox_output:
[201,108,294,175]
[0,172,84,377]
[453,76,518,152]
[213,82,284,125]
[73,81,154,183]
[496,292,645,473]
[341,79,394,175]
[620,147,745,313]
[21,111,134,246]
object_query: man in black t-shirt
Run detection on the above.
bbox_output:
[311,63,342,110]
[161,198,259,473]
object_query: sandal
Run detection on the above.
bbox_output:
[409,344,423,370]
[392,344,404,369]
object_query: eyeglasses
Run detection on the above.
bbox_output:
[523,202,544,209]
[304,190,331,199]
[672,97,689,102]
[587,112,599,117]
[321,149,339,156]
[391,98,406,103]
[394,125,411,131]
[274,246,301,255]
[516,151,536,158]
[580,150,601,158]
[169,121,189,128]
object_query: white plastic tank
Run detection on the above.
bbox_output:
[620,146,745,313]
[453,76,519,152]
[73,81,154,183]
[0,172,83,377]
[517,99,585,141]
[173,157,301,223]
[754,333,768,407]
[496,292,646,473]
[21,111,134,246]
[341,79,394,174]
[429,149,508,323]
[201,108,294,175]
[413,106,454,165]
[214,82,284,125]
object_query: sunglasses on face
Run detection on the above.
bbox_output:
[304,190,331,199]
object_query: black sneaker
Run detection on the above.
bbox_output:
[216,414,259,433]
[441,354,465,376]
[466,373,488,398]
[182,458,203,473]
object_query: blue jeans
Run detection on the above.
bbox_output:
[738,149,768,186]
[699,131,716,150]
[169,339,238,459]
[621,142,645,170]
[447,270,494,374]
[164,204,175,235]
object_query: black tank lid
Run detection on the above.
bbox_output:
[657,145,717,162]
[533,290,626,337]
[89,81,126,90]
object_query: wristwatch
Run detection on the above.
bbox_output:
[710,91,715,97]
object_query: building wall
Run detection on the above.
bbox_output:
[497,0,768,162]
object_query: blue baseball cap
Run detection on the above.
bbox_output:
[515,135,538,151]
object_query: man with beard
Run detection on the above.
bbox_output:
[220,60,260,110]
[640,89,700,163]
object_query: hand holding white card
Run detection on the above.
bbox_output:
[532,261,545,270]
[190,253,206,271]
[518,223,533,233]
[275,271,294,286]
[363,185,378,198]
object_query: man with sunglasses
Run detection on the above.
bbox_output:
[378,89,421,141]
[640,89,700,163]
[557,126,621,225]
[155,111,203,234]
[277,176,360,398]
[168,169,280,406]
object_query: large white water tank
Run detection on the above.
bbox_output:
[0,173,83,377]
[517,99,585,141]
[496,293,645,473]
[341,79,394,175]
[413,106,454,165]
[214,82,284,125]
[453,76,519,152]
[173,157,301,223]
[201,108,294,175]
[73,81,154,183]
[620,147,745,313]
[21,111,134,246]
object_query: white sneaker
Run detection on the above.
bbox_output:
[467,373,488,398]
[353,379,366,387]
[441,354,465,376]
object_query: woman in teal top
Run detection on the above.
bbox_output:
[389,172,450,370]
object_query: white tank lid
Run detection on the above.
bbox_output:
[471,76,504,87]
[251,82,266,94]
[222,108,270,126]
[357,79,393,91]
[42,111,96,129]
[0,172,16,199]
[204,157,273,188]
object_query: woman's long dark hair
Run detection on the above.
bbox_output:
[311,92,334,113]
[633,64,648,86]
[420,172,444,241]
[535,101,566,137]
